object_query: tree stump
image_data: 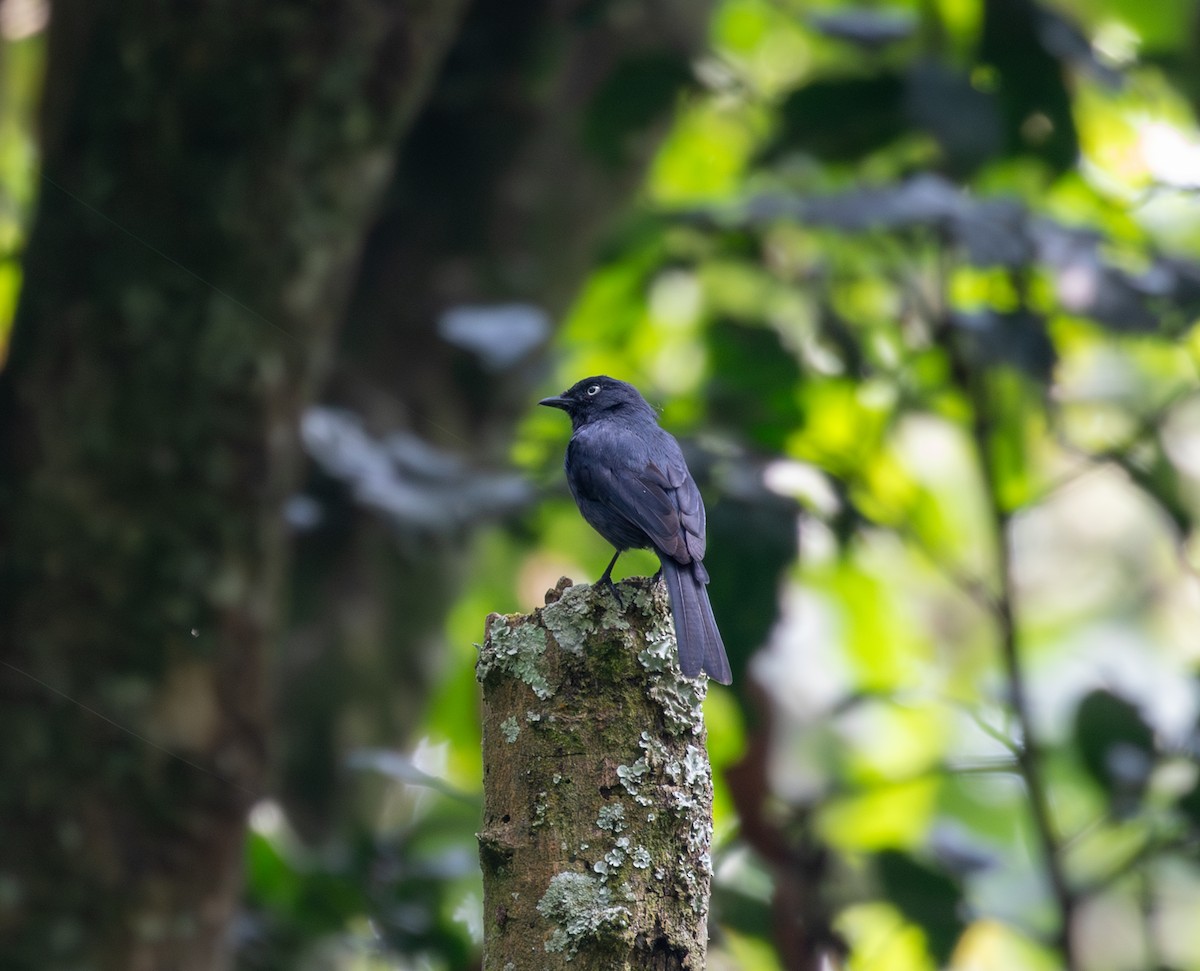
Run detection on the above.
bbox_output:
[477,576,713,970]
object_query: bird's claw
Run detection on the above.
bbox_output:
[596,573,624,608]
[595,550,624,608]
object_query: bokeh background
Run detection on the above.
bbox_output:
[2,0,1200,969]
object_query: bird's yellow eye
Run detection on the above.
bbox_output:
[586,385,601,396]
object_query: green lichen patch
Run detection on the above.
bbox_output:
[615,756,651,806]
[680,745,709,785]
[537,870,631,958]
[636,623,678,675]
[540,581,631,656]
[635,610,708,737]
[596,802,626,833]
[604,839,629,869]
[477,615,553,699]
[500,716,520,743]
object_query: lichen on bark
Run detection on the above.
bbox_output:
[477,576,713,971]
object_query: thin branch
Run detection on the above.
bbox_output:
[918,245,1079,967]
[959,705,1022,759]
[1140,865,1165,971]
[968,373,1079,970]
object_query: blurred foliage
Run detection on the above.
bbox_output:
[0,19,41,367]
[518,0,1200,968]
[4,0,1200,969]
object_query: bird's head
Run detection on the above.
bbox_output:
[538,376,657,428]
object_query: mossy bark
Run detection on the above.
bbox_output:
[478,577,713,970]
[0,3,466,970]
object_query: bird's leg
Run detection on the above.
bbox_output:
[595,549,624,607]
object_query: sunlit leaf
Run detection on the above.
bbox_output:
[839,902,937,971]
[821,778,940,849]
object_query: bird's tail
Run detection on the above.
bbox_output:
[660,559,732,684]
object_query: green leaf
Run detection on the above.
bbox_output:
[980,0,1079,173]
[583,52,694,168]
[710,883,775,940]
[875,850,965,966]
[245,831,301,915]
[707,318,805,450]
[1073,689,1156,815]
[759,73,908,163]
[1175,776,1200,831]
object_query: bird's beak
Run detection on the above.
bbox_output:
[539,394,569,410]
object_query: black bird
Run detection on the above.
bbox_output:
[539,376,732,684]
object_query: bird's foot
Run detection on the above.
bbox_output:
[595,572,624,608]
[595,550,624,608]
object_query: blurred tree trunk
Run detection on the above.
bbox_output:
[278,0,715,839]
[0,3,468,970]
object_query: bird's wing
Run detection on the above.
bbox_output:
[601,462,705,567]
[568,422,707,566]
[604,464,688,562]
[641,458,706,562]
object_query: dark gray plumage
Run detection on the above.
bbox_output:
[539,376,732,684]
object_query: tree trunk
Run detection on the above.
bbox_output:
[0,3,466,969]
[478,577,713,970]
